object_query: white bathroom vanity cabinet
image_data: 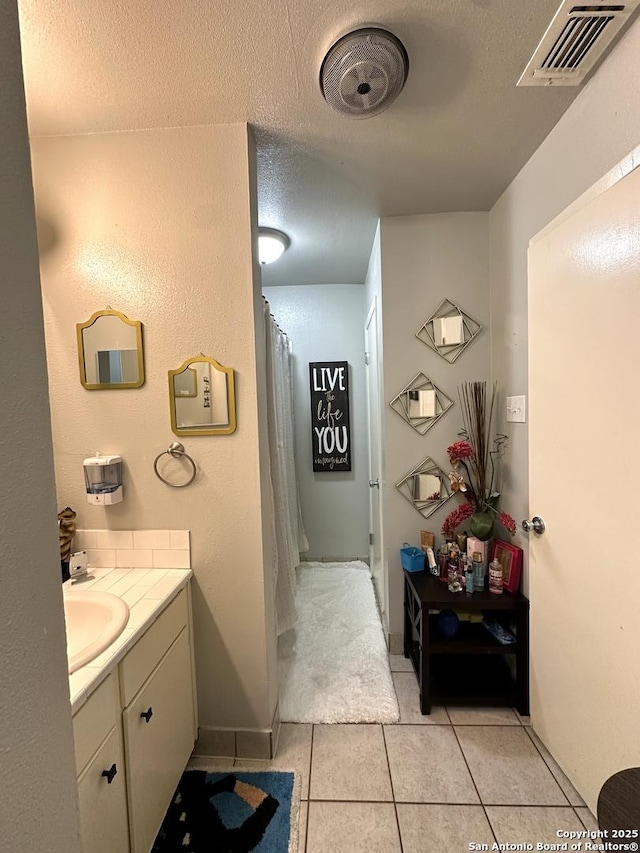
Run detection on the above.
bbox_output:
[69,572,197,853]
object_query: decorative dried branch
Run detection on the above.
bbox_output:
[488,433,507,498]
[443,381,515,538]
[457,381,497,509]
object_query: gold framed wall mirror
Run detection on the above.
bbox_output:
[77,309,145,390]
[169,355,236,436]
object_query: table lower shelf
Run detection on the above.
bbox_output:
[428,617,518,654]
[428,654,518,707]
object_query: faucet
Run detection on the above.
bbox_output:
[69,550,93,583]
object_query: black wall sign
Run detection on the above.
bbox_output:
[309,361,351,472]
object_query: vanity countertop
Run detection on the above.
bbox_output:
[64,567,193,714]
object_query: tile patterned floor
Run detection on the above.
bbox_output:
[223,654,598,852]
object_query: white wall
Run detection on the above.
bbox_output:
[0,3,82,850]
[489,14,640,591]
[264,285,368,560]
[30,124,278,734]
[379,213,491,637]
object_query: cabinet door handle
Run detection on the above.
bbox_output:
[140,706,153,723]
[101,764,118,784]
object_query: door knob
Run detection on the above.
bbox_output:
[522,516,545,534]
[369,479,380,488]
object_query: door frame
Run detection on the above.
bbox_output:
[365,295,387,629]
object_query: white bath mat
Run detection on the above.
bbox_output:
[278,561,400,723]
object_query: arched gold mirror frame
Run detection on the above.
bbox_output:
[168,355,236,436]
[76,309,145,390]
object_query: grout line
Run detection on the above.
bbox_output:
[305,727,315,846]
[573,805,595,830]
[381,724,405,853]
[306,724,315,837]
[523,726,573,807]
[303,798,580,806]
[456,724,571,806]
[436,722,521,726]
[451,723,498,845]
[464,802,578,810]
[284,720,456,726]
[301,801,308,853]
[450,725,484,804]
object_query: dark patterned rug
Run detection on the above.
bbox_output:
[152,769,299,853]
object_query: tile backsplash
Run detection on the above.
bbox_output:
[73,529,191,570]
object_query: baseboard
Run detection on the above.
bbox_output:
[194,703,281,760]
[270,701,282,757]
[300,555,370,564]
[388,632,404,655]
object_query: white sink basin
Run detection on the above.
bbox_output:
[63,590,130,674]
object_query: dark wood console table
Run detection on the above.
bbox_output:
[403,570,530,715]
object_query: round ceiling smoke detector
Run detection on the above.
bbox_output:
[320,27,409,119]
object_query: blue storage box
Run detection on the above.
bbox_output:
[400,543,425,572]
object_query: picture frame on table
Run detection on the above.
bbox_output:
[490,539,523,594]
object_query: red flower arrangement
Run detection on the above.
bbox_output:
[497,511,517,535]
[441,382,516,542]
[447,440,474,462]
[442,502,474,538]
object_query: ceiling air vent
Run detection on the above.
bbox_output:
[517,0,640,86]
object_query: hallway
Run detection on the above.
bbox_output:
[195,655,597,852]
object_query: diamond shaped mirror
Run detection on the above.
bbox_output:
[416,298,482,363]
[389,372,454,435]
[396,456,454,519]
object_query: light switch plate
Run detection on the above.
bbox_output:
[506,395,526,423]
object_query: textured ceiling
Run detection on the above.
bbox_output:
[17,0,581,285]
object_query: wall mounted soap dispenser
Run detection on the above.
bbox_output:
[83,453,123,505]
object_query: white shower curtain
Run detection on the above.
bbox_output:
[263,298,308,635]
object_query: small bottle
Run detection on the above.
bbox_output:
[472,551,484,592]
[426,547,439,577]
[456,532,468,556]
[465,559,474,593]
[447,552,463,593]
[438,544,449,583]
[489,558,503,594]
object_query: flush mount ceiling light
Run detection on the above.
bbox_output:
[258,228,290,264]
[320,27,409,119]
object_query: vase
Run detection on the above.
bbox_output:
[469,511,494,541]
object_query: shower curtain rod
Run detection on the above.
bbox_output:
[262,296,289,338]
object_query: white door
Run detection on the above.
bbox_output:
[528,155,640,813]
[365,297,386,627]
